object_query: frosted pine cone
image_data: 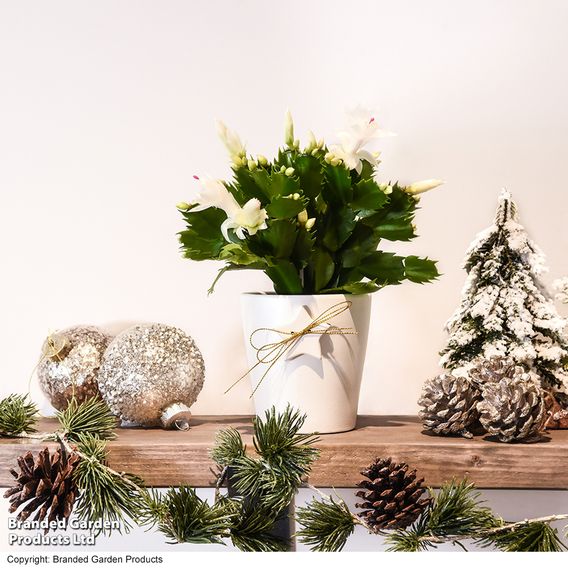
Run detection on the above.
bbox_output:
[468,356,528,386]
[418,373,481,438]
[478,375,546,443]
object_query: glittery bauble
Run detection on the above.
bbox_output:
[97,324,205,428]
[37,326,113,410]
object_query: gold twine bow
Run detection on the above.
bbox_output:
[225,300,357,397]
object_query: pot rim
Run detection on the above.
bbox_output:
[241,291,373,298]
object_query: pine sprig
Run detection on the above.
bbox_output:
[141,486,232,544]
[0,395,38,437]
[57,397,117,441]
[480,521,567,552]
[253,405,320,474]
[385,522,431,552]
[424,479,499,537]
[385,479,499,551]
[72,433,144,533]
[210,427,246,466]
[214,406,320,513]
[223,498,288,552]
[296,495,355,552]
[230,454,298,511]
[382,479,568,552]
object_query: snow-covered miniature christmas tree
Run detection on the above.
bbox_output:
[440,190,568,389]
[555,277,568,305]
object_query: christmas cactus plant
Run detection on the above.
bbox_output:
[178,109,442,294]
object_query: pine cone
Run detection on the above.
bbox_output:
[468,356,527,386]
[4,447,80,528]
[418,373,481,438]
[478,375,546,443]
[355,457,430,531]
[544,390,568,429]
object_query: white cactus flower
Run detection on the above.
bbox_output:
[191,176,240,214]
[330,107,395,174]
[191,176,268,242]
[221,198,268,241]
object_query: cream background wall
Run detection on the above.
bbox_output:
[1,0,568,414]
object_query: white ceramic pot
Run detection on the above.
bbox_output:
[241,293,371,433]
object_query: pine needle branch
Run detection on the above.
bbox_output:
[386,479,568,552]
[230,454,299,511]
[217,406,320,513]
[296,494,356,552]
[253,405,320,475]
[0,395,39,437]
[210,427,245,467]
[70,433,145,534]
[57,397,117,441]
[479,519,568,552]
[424,478,500,537]
[223,498,288,552]
[139,486,232,544]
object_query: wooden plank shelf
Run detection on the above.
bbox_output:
[1,416,567,489]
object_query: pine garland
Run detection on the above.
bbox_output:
[297,478,568,552]
[3,398,568,552]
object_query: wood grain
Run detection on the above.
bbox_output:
[1,416,567,488]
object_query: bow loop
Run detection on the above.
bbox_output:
[225,301,357,397]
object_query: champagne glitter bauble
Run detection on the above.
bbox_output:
[37,326,112,410]
[98,323,205,429]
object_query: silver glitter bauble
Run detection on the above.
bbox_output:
[97,323,205,429]
[37,326,113,410]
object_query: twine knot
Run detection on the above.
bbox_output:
[225,300,357,397]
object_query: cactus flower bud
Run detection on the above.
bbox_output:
[176,201,191,211]
[405,179,444,195]
[284,110,294,147]
[306,130,317,152]
[285,167,295,177]
[297,209,308,224]
[292,193,300,200]
[216,120,246,162]
[257,154,268,166]
[305,217,316,230]
[247,159,258,171]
